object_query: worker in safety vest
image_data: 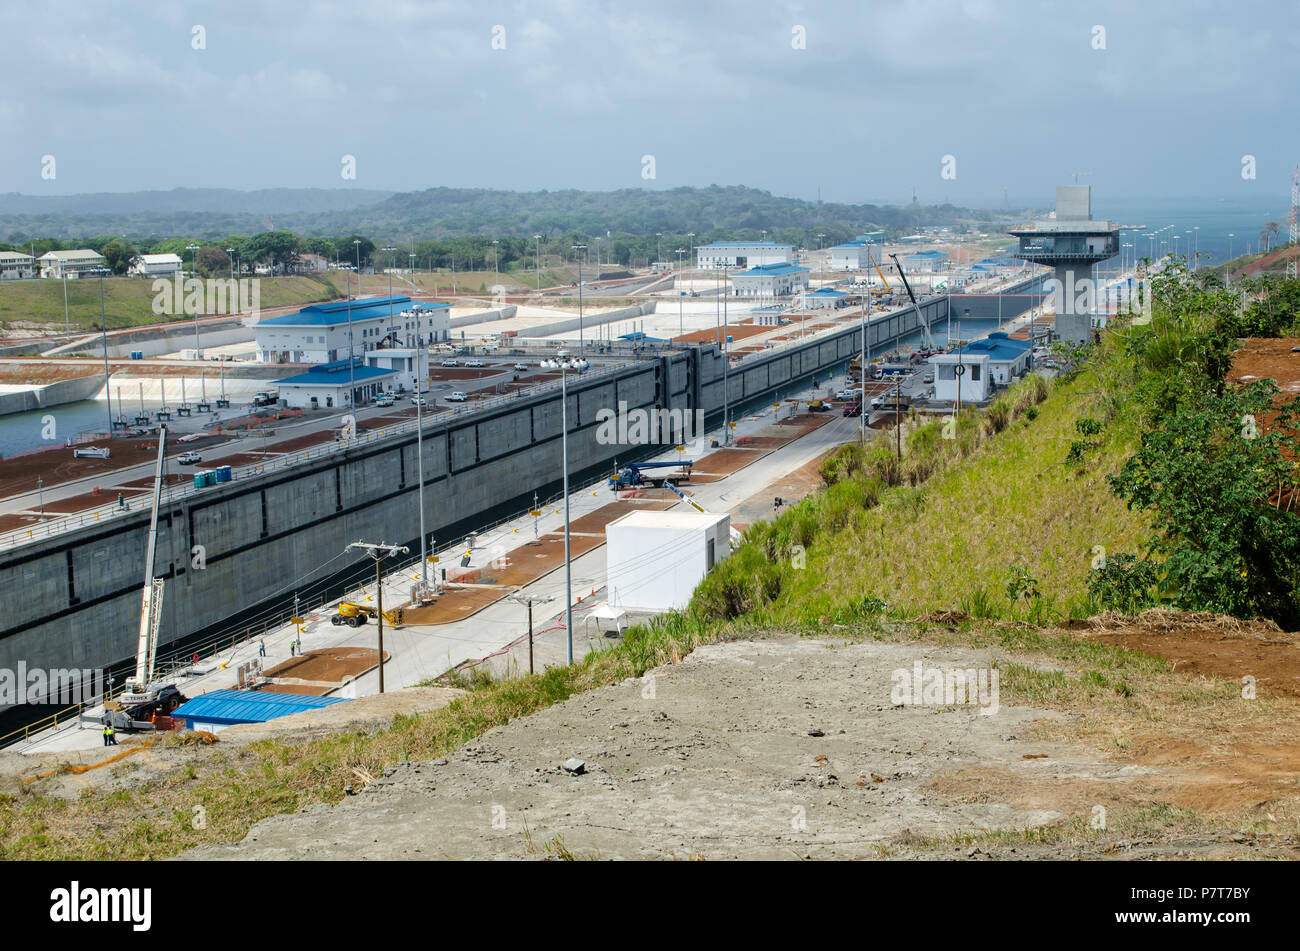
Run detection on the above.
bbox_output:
[102,723,117,746]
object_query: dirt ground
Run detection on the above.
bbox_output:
[1228,337,1300,396]
[181,634,1300,861]
[1078,611,1300,698]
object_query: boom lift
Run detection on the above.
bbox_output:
[102,428,185,730]
[888,253,937,351]
[331,601,404,627]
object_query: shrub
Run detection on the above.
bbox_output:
[1087,553,1159,615]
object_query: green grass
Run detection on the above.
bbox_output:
[0,274,346,332]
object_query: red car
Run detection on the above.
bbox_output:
[843,402,862,417]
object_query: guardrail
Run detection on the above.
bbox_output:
[0,362,632,553]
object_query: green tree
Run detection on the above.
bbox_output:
[100,238,138,275]
[195,245,232,278]
[243,231,301,273]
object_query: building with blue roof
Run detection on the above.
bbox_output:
[829,239,881,271]
[927,331,1033,403]
[903,249,950,272]
[804,286,849,309]
[273,358,399,409]
[170,688,351,732]
[730,262,811,298]
[255,295,450,365]
[696,241,792,270]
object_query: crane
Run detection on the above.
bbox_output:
[104,427,185,730]
[662,479,707,513]
[888,253,936,351]
[864,247,892,292]
[608,459,694,490]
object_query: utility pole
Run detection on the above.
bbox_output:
[572,244,586,355]
[346,541,408,693]
[895,376,902,461]
[507,592,554,675]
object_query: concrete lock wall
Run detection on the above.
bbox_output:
[448,305,518,330]
[43,319,254,359]
[516,302,657,339]
[0,372,107,417]
[0,288,1041,678]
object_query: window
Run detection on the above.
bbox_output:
[971,365,981,381]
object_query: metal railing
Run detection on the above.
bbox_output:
[0,364,636,552]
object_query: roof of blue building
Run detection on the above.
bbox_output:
[171,689,351,725]
[699,241,791,248]
[906,249,950,258]
[733,263,810,277]
[274,359,398,386]
[958,332,1033,361]
[807,287,847,297]
[256,295,448,327]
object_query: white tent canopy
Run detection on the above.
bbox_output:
[584,601,628,636]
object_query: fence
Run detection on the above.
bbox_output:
[0,362,633,553]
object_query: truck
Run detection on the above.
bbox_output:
[608,459,694,490]
[252,390,278,407]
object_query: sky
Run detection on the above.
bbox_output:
[2,0,1298,206]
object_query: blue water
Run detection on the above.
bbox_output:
[0,399,173,458]
[1071,195,1291,271]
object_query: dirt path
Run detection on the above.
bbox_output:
[186,636,1278,861]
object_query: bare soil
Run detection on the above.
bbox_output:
[181,634,1300,861]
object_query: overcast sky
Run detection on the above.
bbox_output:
[2,0,1296,206]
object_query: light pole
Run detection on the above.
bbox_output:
[492,239,499,286]
[382,246,397,348]
[185,244,202,358]
[347,239,361,409]
[540,356,588,664]
[656,232,662,267]
[675,248,686,336]
[226,247,236,283]
[687,233,695,267]
[534,234,543,293]
[572,244,586,354]
[721,260,730,443]
[1228,233,1234,286]
[95,267,113,437]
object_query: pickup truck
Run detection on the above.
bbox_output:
[177,451,202,465]
[446,391,468,402]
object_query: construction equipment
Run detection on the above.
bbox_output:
[806,399,830,412]
[865,247,893,292]
[102,428,185,730]
[608,459,694,490]
[330,601,404,628]
[889,253,937,351]
[663,480,707,514]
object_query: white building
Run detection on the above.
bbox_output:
[930,352,992,403]
[272,359,399,410]
[730,262,810,298]
[828,241,879,271]
[129,253,183,278]
[696,242,792,270]
[365,348,430,393]
[254,295,450,365]
[803,287,848,309]
[0,251,35,280]
[38,249,106,279]
[606,509,731,612]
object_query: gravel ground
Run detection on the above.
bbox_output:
[184,637,1154,861]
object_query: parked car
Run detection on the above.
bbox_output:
[177,451,202,465]
[923,372,934,384]
[409,396,427,406]
[446,391,468,402]
[464,358,484,368]
[842,402,861,417]
[836,388,863,401]
[375,394,395,407]
[441,358,459,367]
[512,362,529,371]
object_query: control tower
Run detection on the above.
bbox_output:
[1008,186,1119,345]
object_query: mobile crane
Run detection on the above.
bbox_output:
[608,459,694,490]
[100,428,186,731]
[889,252,937,352]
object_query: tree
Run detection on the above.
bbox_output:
[243,231,301,273]
[100,239,137,275]
[336,235,374,268]
[195,245,232,278]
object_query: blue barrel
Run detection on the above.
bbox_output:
[216,466,232,483]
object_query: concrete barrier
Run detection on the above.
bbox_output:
[0,373,106,416]
[517,301,657,339]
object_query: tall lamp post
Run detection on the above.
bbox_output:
[1227,233,1235,286]
[185,243,202,357]
[94,267,113,437]
[675,248,686,336]
[572,244,586,354]
[492,239,500,286]
[534,234,543,293]
[348,239,362,408]
[540,356,588,664]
